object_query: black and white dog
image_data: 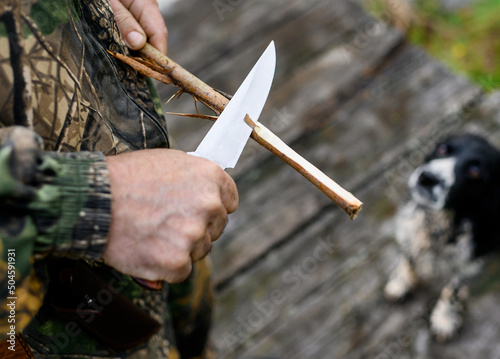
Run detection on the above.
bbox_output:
[385,133,500,341]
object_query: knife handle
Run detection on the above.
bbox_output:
[133,277,163,291]
[245,116,362,220]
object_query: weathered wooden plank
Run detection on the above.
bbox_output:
[210,41,478,288]
[161,0,479,287]
[160,0,403,284]
[211,168,422,358]
[160,0,401,155]
[212,100,500,358]
[164,0,365,81]
[160,1,500,358]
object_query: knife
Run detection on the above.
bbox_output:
[113,43,362,219]
[134,42,276,291]
[188,41,276,167]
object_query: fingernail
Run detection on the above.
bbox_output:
[126,31,144,48]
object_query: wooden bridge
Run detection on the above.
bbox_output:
[159,0,500,358]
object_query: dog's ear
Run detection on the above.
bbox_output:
[490,150,500,214]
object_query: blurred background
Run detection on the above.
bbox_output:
[362,0,500,90]
[156,0,500,358]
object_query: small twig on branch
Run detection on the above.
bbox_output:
[166,112,219,121]
[108,50,173,85]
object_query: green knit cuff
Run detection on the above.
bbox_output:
[36,152,111,260]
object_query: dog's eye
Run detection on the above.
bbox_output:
[436,144,448,157]
[467,164,481,179]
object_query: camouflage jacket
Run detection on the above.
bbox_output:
[0,0,201,357]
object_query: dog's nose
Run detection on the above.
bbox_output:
[418,170,440,188]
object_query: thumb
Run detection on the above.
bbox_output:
[109,0,146,50]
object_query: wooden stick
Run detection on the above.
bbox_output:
[245,116,362,220]
[110,44,363,218]
[140,44,228,115]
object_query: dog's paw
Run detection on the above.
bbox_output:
[384,259,418,301]
[430,301,462,342]
[384,276,412,301]
[430,285,468,342]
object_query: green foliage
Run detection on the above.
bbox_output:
[365,0,500,91]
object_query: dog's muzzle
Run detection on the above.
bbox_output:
[408,157,456,209]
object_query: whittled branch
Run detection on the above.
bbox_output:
[245,116,362,219]
[110,43,362,219]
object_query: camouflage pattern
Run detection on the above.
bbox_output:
[0,0,213,358]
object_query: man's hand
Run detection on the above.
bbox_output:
[110,0,168,54]
[103,149,238,283]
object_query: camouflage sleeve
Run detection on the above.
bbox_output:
[0,126,111,279]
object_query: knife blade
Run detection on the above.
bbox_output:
[188,41,276,168]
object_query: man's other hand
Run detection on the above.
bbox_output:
[110,0,168,54]
[103,149,238,283]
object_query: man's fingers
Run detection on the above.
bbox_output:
[190,232,212,263]
[207,211,229,242]
[113,0,168,54]
[104,149,236,285]
[128,0,168,54]
[109,0,146,50]
[220,173,239,214]
[162,249,193,283]
[198,158,238,214]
